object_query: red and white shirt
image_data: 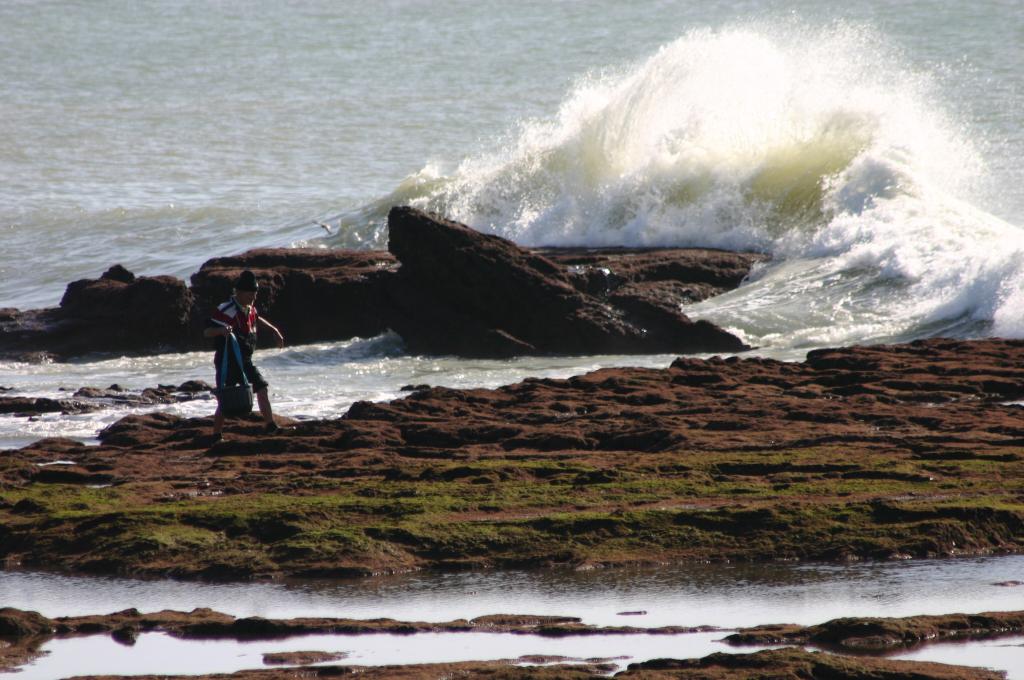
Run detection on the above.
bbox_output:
[210,297,258,335]
[208,298,259,358]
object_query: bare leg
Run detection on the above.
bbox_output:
[257,387,274,425]
[213,405,225,435]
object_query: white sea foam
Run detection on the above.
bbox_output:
[328,21,1023,349]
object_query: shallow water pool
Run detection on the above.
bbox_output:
[2,556,1023,677]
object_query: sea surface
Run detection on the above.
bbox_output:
[3,1,1024,446]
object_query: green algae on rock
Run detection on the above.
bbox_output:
[1,338,1024,579]
[726,611,1024,650]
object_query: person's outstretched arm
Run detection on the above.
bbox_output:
[259,317,285,348]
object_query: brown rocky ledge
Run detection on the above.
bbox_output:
[0,337,1022,580]
[727,611,1024,650]
[0,208,763,361]
[0,381,211,417]
[0,605,709,644]
[261,651,347,665]
[615,649,1006,680]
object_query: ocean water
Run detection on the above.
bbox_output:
[2,0,1024,445]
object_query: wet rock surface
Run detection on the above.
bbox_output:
[615,648,1006,679]
[0,337,1022,580]
[0,607,711,642]
[0,396,99,416]
[261,650,347,665]
[382,206,753,357]
[726,611,1024,649]
[0,266,193,361]
[0,209,761,361]
[71,664,612,679]
[0,381,211,417]
[188,248,396,349]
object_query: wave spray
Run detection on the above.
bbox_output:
[339,21,1024,350]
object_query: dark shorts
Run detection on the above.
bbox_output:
[215,358,269,393]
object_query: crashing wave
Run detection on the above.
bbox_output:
[326,20,1024,348]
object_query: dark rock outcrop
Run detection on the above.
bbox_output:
[0,381,212,418]
[188,249,396,347]
[0,396,98,416]
[0,608,53,637]
[0,266,192,361]
[0,210,761,361]
[262,651,347,665]
[540,246,757,299]
[383,206,751,357]
[726,611,1024,650]
[619,647,1004,679]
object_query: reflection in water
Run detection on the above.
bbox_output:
[13,631,1024,680]
[2,556,1022,627]
[14,631,754,679]
[891,636,1024,678]
[2,557,1023,678]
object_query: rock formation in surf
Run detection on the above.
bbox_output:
[0,208,764,360]
[382,206,751,357]
[0,265,192,362]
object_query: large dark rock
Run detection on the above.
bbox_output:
[189,249,396,348]
[60,269,193,349]
[0,252,397,360]
[0,211,763,361]
[0,381,212,419]
[0,396,98,416]
[0,266,192,361]
[383,206,751,357]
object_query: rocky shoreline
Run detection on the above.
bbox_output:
[0,381,212,418]
[1,336,1022,579]
[1,606,1018,678]
[2,210,1023,679]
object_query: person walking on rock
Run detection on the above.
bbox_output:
[204,270,285,440]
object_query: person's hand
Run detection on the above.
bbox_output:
[222,327,234,338]
[273,329,284,349]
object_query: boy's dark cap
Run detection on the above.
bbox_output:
[234,270,259,292]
